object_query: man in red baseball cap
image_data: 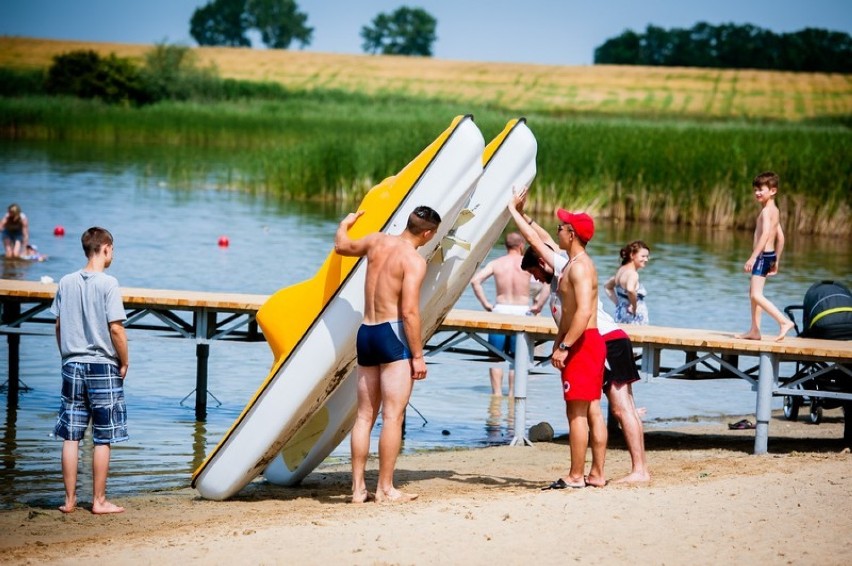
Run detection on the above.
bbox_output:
[545,207,607,489]
[555,209,595,243]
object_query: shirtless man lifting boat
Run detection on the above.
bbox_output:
[335,205,441,504]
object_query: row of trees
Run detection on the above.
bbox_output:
[594,23,852,73]
[191,3,850,71]
[190,0,437,56]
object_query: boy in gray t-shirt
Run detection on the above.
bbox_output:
[50,227,129,514]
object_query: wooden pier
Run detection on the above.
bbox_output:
[2,279,850,453]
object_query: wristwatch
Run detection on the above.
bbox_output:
[557,342,570,351]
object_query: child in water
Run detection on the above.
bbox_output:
[24,244,47,262]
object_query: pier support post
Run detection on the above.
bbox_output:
[195,343,209,421]
[754,352,778,455]
[640,345,659,380]
[193,309,216,422]
[2,302,21,404]
[509,332,532,446]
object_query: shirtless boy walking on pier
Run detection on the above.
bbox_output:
[335,206,441,504]
[736,171,794,342]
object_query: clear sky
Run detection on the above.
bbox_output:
[1,0,850,66]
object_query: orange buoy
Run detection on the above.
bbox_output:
[53,225,65,236]
[218,235,230,247]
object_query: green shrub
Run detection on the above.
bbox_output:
[140,43,222,101]
[45,50,151,106]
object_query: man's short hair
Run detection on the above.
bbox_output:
[505,232,525,250]
[81,227,114,258]
[407,206,441,235]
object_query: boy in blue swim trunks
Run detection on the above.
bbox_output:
[51,227,129,514]
[335,205,441,504]
[736,171,794,342]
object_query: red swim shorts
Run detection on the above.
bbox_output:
[560,328,605,402]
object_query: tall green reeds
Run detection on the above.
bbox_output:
[532,117,851,232]
[0,95,848,234]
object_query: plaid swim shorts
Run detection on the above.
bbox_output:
[55,362,128,445]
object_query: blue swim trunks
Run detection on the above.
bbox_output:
[55,362,128,445]
[487,333,516,366]
[752,251,777,277]
[356,321,412,366]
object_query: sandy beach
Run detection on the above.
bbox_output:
[1,410,849,565]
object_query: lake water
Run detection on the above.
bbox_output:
[1,139,849,509]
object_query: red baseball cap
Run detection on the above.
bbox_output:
[556,209,595,242]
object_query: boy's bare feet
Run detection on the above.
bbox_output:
[91,500,125,514]
[375,489,418,504]
[350,490,375,504]
[59,497,76,514]
[775,320,795,341]
[735,331,761,340]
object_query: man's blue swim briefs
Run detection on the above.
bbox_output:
[752,251,777,277]
[356,320,412,366]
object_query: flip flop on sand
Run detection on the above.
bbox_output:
[541,478,585,490]
[728,419,756,430]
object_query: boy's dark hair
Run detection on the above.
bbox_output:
[407,206,441,235]
[752,171,780,189]
[81,227,114,258]
[521,246,540,271]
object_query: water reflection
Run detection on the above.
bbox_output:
[2,398,17,480]
[485,395,514,444]
[2,257,37,280]
[191,420,208,473]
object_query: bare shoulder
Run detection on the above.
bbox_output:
[569,255,598,282]
[767,202,780,221]
[760,203,779,220]
[402,245,426,267]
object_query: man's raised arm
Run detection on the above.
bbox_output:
[335,211,372,257]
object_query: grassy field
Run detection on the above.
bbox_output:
[0,36,849,234]
[2,36,851,122]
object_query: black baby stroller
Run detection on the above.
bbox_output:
[782,280,852,428]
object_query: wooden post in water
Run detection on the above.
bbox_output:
[195,343,209,421]
[193,309,217,421]
[2,302,20,404]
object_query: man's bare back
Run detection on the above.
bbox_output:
[489,254,530,305]
[361,233,425,324]
[471,232,530,310]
